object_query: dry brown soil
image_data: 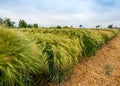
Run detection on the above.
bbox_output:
[59,34,120,86]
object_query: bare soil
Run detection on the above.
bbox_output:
[59,34,120,86]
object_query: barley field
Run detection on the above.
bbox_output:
[0,27,119,86]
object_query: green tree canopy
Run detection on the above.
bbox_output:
[27,24,32,28]
[56,25,62,29]
[3,18,15,27]
[0,18,4,25]
[63,26,69,29]
[33,23,38,28]
[19,19,27,28]
[107,24,113,29]
[96,25,100,28]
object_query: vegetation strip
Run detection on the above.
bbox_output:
[0,28,119,86]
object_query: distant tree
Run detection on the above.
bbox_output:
[71,26,73,28]
[56,25,62,29]
[19,19,27,28]
[96,25,100,28]
[3,18,15,27]
[49,27,56,29]
[107,24,113,29]
[33,23,38,28]
[0,18,3,25]
[11,21,15,27]
[27,24,32,28]
[63,26,69,29]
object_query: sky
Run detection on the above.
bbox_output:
[0,0,120,28]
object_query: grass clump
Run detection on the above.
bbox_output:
[0,29,40,86]
[31,33,82,83]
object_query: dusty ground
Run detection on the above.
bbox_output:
[59,34,120,86]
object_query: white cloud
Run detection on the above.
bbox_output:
[0,0,120,28]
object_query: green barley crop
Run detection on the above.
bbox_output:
[0,27,119,85]
[0,29,41,86]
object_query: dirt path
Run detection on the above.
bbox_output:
[60,34,120,86]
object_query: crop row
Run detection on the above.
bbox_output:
[0,28,119,86]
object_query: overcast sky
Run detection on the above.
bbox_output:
[0,0,120,28]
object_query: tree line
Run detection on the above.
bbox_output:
[0,18,38,28]
[0,17,117,29]
[96,24,114,29]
